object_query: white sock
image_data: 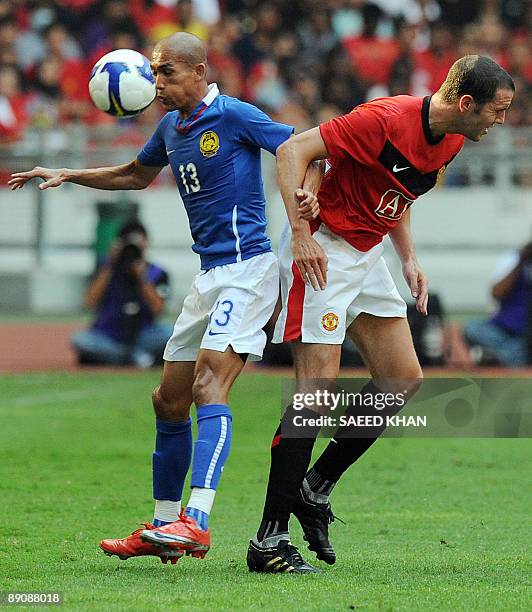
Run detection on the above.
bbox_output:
[187,487,216,515]
[154,499,181,524]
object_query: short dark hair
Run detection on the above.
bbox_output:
[118,219,147,239]
[439,55,515,105]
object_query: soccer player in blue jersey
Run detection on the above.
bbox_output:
[9,32,320,572]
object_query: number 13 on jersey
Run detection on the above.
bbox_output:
[178,162,201,194]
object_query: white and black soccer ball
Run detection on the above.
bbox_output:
[88,49,156,118]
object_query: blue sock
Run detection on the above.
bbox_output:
[152,418,192,526]
[184,507,209,531]
[187,404,232,529]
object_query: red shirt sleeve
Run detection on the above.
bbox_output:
[319,104,387,165]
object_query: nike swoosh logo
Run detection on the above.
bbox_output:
[392,164,410,173]
[208,330,227,336]
[166,149,176,156]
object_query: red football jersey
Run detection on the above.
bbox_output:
[317,96,465,251]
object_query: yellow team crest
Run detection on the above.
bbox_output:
[200,130,220,157]
[321,311,339,333]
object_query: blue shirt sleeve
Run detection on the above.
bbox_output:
[227,100,294,155]
[137,115,170,167]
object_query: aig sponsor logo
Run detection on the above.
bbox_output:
[375,189,414,220]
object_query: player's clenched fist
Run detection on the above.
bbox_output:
[295,188,320,220]
[8,167,66,191]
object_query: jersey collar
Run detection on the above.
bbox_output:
[422,96,445,145]
[175,83,220,133]
[203,83,219,106]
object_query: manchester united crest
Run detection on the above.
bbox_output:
[321,311,340,333]
[199,130,220,157]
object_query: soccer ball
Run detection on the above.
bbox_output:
[89,49,156,118]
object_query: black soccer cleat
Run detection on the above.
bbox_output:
[292,489,340,565]
[247,539,320,574]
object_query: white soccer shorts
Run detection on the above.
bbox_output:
[273,223,407,344]
[164,252,279,361]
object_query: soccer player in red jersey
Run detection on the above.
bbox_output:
[247,55,515,572]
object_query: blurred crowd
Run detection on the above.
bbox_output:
[0,0,530,142]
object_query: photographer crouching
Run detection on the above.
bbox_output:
[71,220,173,368]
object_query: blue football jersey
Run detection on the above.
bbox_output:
[138,84,293,269]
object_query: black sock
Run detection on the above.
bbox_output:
[303,467,336,499]
[311,381,405,484]
[257,406,321,541]
[312,436,377,484]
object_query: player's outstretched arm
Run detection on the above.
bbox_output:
[389,209,428,315]
[8,159,162,192]
[276,129,329,290]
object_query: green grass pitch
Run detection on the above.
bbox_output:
[0,371,530,610]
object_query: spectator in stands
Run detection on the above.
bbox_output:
[463,241,532,367]
[44,20,84,61]
[342,2,400,90]
[71,220,173,368]
[0,0,530,133]
[232,2,281,74]
[26,57,64,128]
[0,64,28,142]
[45,21,92,118]
[147,0,209,43]
[83,0,142,57]
[207,19,244,98]
[297,7,338,73]
[386,20,417,96]
[321,43,365,113]
[438,0,481,28]
[0,16,18,66]
[413,22,457,95]
[504,37,532,90]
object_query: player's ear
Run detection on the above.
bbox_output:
[458,94,475,113]
[195,63,206,80]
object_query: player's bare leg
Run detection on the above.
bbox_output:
[100,360,195,563]
[292,341,342,382]
[143,347,245,557]
[348,313,423,384]
[298,314,423,563]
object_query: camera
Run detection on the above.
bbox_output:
[114,232,144,275]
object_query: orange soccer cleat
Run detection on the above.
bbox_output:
[141,514,210,558]
[100,522,184,564]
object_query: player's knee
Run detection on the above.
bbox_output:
[152,385,188,421]
[374,363,423,398]
[401,366,423,397]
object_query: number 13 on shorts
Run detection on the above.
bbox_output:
[208,298,236,336]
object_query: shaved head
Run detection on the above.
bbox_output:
[150,32,209,116]
[154,32,207,68]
